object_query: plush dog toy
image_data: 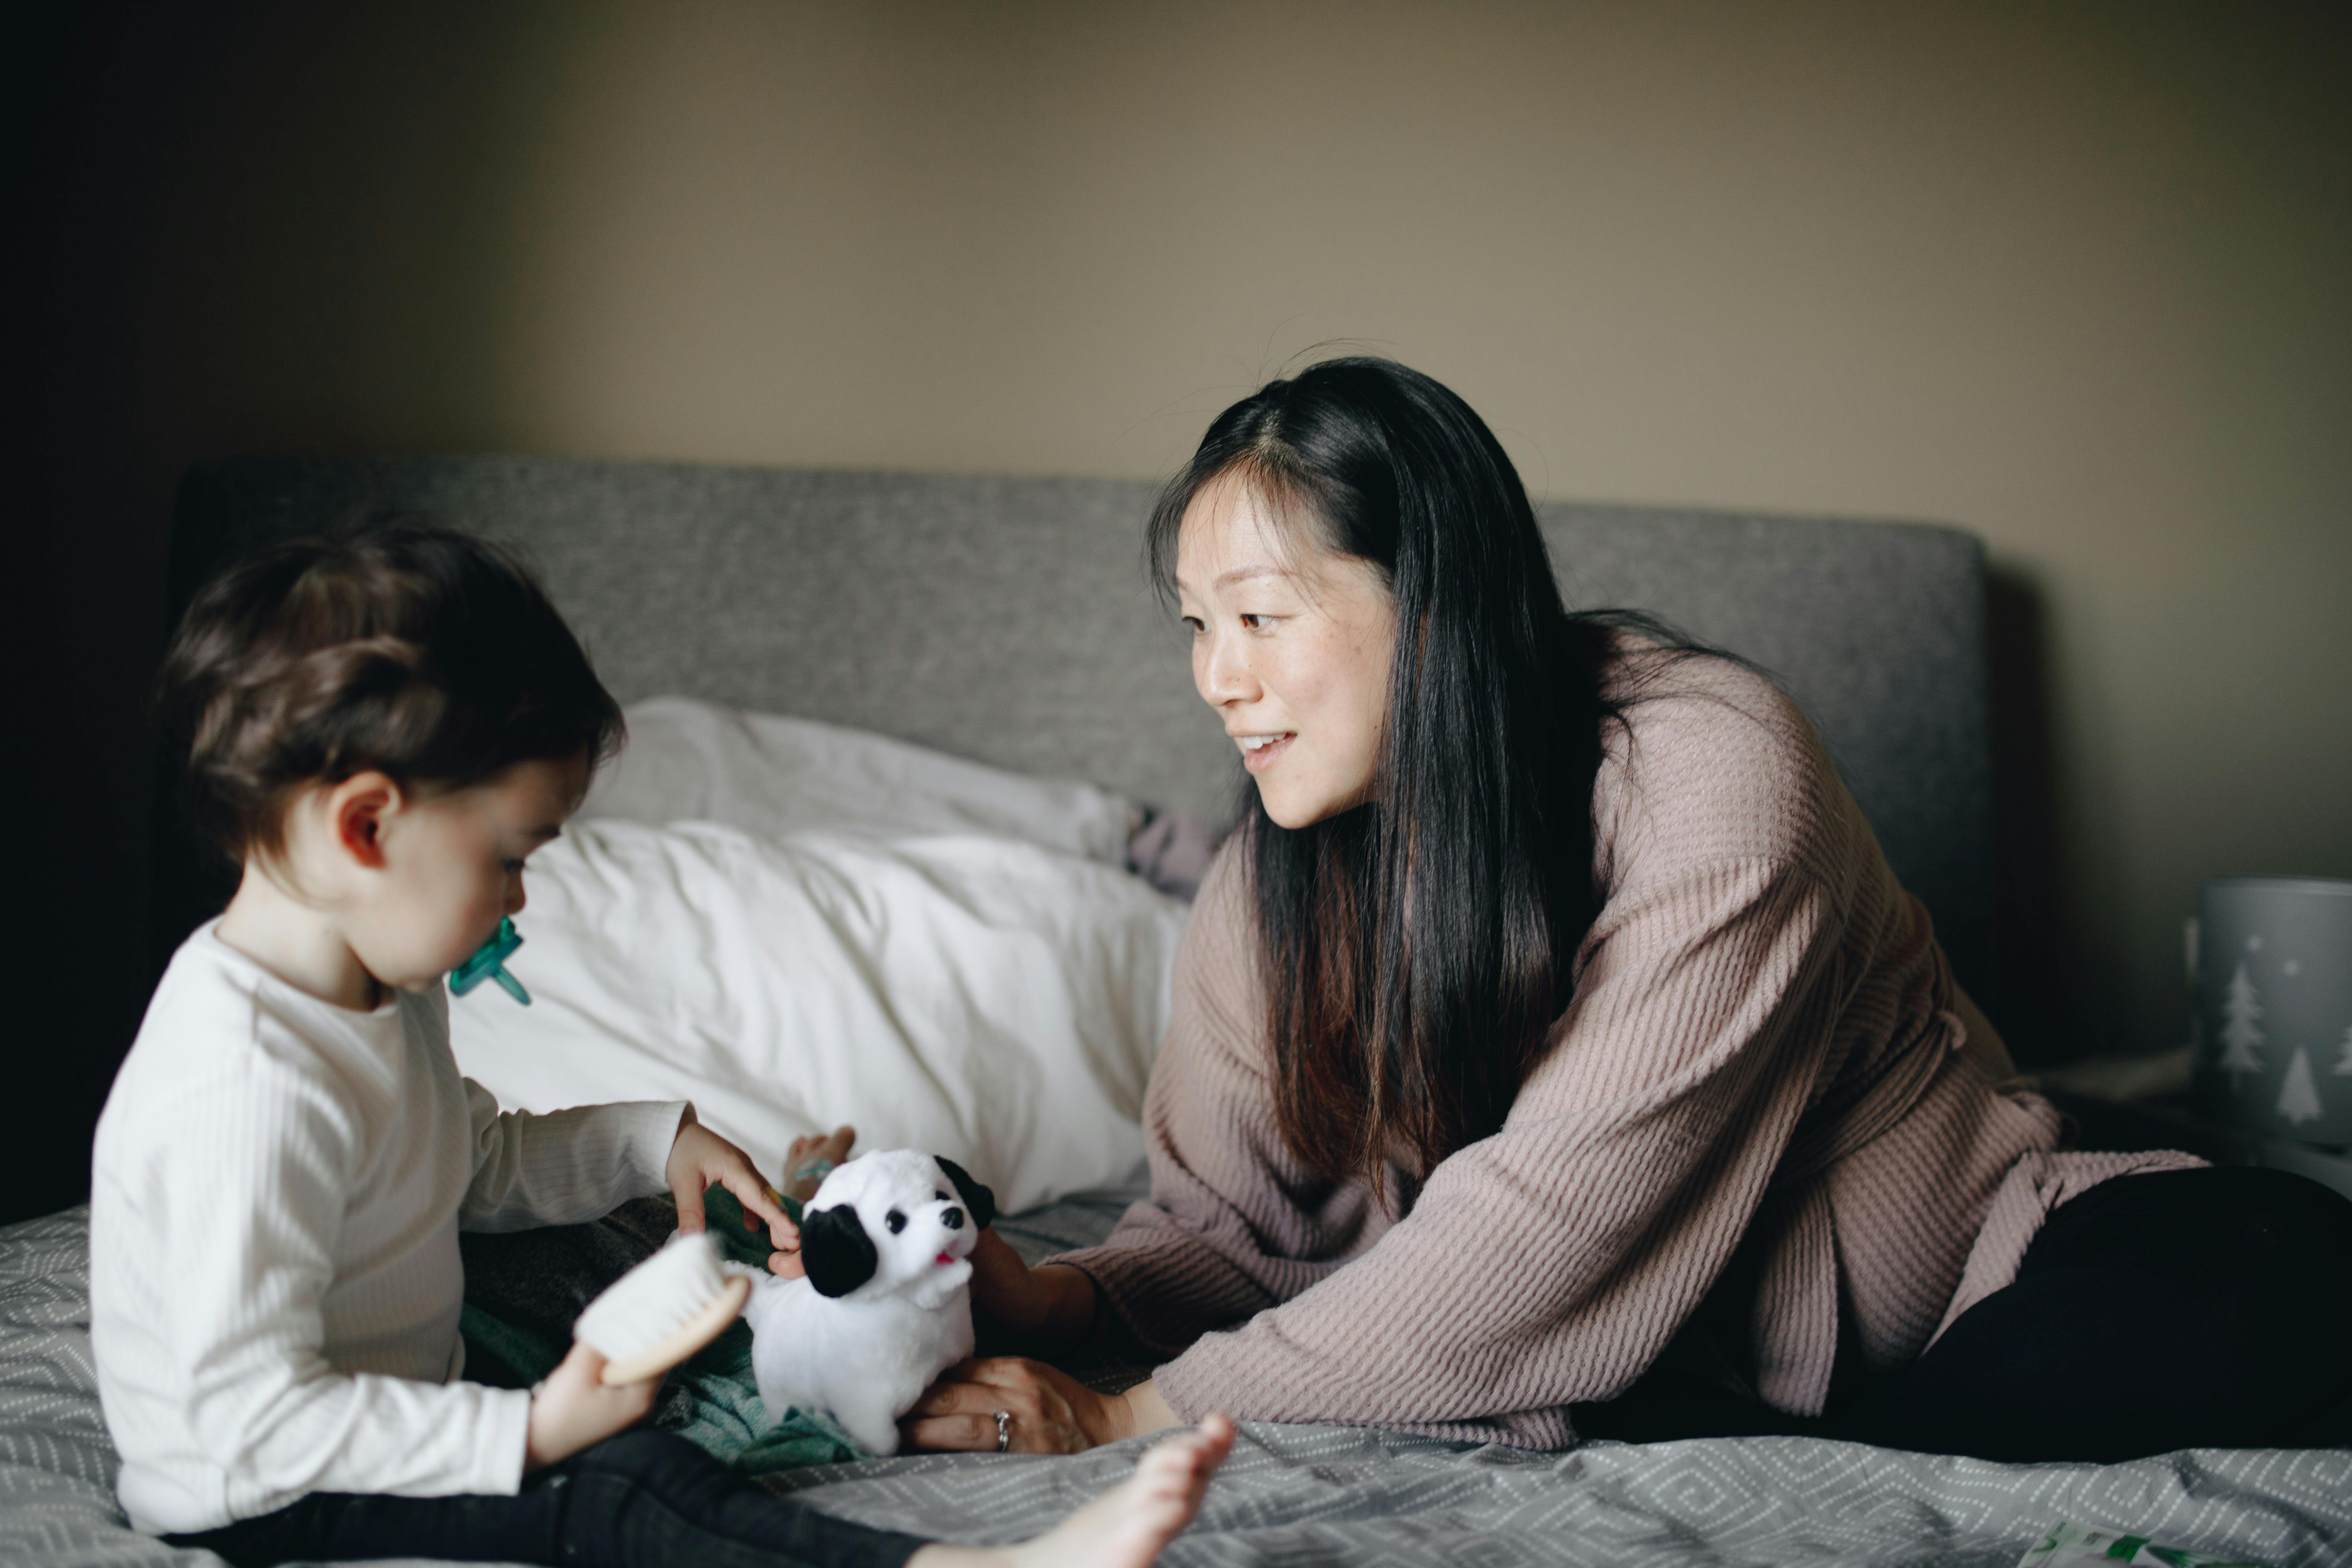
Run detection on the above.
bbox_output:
[734,1148,996,1455]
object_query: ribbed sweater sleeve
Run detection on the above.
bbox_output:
[459,1081,685,1232]
[1063,845,1848,1441]
[1052,652,1885,1444]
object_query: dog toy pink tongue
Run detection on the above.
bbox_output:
[449,917,530,1005]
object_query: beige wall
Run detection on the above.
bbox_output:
[73,1,2352,1061]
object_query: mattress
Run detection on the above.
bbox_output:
[6,1202,2346,1568]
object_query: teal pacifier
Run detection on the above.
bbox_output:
[450,916,531,1005]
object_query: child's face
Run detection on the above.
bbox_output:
[344,754,589,994]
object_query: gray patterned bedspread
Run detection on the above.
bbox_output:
[7,1202,2347,1568]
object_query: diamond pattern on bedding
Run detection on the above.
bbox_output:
[0,1207,195,1565]
[765,1428,2352,1568]
[6,1203,2348,1568]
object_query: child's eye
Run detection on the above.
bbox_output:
[501,858,525,874]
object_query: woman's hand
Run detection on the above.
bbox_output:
[525,1341,658,1471]
[900,1358,1182,1454]
[664,1107,800,1269]
[967,1233,1099,1340]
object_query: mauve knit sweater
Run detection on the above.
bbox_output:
[1054,649,2197,1448]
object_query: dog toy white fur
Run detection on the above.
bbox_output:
[573,1230,754,1386]
[734,1148,996,1455]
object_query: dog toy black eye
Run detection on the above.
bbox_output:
[935,1190,949,1202]
[886,1209,906,1234]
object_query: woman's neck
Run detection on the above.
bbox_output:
[215,862,386,1012]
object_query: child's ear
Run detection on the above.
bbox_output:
[934,1157,996,1232]
[329,772,401,869]
[800,1205,879,1298]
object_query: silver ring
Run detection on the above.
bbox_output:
[790,1157,836,1187]
[992,1409,1011,1453]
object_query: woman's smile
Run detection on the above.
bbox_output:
[1235,731,1297,772]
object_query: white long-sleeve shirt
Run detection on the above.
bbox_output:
[90,922,688,1535]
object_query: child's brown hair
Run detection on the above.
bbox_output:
[157,523,625,863]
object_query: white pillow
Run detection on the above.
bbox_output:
[580,696,1138,864]
[449,819,1187,1214]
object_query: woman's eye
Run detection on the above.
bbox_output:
[501,858,525,874]
[1180,615,1205,636]
[1240,613,1272,631]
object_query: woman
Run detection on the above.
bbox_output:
[907,359,2352,1464]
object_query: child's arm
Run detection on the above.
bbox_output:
[460,1085,799,1254]
[457,1078,691,1232]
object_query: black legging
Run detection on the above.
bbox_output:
[167,1428,925,1568]
[1579,1167,2352,1461]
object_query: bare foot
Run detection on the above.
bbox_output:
[907,1415,1235,1568]
[781,1125,855,1203]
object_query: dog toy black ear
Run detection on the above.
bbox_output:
[933,1157,996,1232]
[799,1205,879,1298]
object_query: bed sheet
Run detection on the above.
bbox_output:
[5,1204,2346,1568]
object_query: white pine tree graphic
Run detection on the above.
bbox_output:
[2277,1046,2323,1126]
[2335,1024,2352,1077]
[2216,961,2265,1086]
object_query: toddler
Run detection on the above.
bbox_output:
[91,525,1230,1568]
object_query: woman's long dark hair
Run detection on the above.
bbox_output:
[1148,358,1622,1187]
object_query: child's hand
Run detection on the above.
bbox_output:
[525,1341,658,1471]
[664,1109,798,1255]
[764,1124,854,1278]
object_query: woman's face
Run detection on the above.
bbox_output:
[1175,479,1396,830]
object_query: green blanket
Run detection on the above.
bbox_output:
[461,1188,865,1471]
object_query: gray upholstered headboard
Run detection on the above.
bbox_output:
[164,457,1993,998]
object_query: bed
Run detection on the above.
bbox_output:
[7,456,2343,1567]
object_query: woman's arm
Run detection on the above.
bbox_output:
[965,1230,1102,1340]
[915,854,1846,1450]
[1138,856,1846,1434]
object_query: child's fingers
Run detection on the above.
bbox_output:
[672,1175,709,1234]
[720,1167,796,1240]
[759,1185,795,1236]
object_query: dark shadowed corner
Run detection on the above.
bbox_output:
[8,3,573,1224]
[1984,562,2085,1069]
